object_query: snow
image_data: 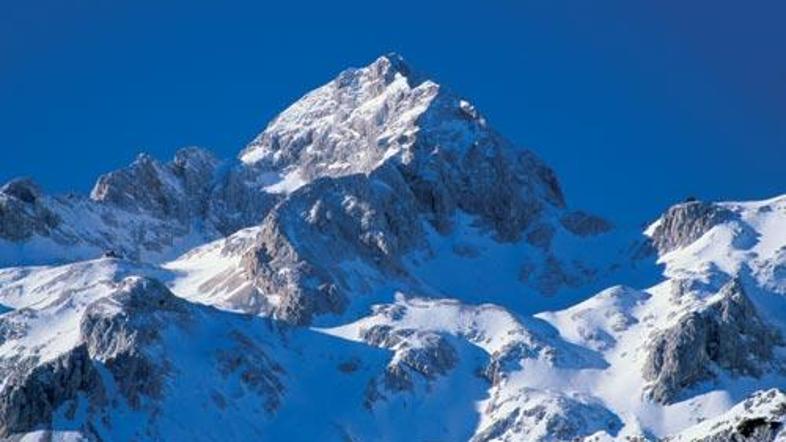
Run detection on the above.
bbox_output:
[4,194,784,439]
[669,389,786,440]
[163,226,261,310]
[405,212,655,316]
[238,55,440,191]
[261,169,308,195]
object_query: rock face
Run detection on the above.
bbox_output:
[360,324,458,391]
[90,148,220,221]
[80,277,187,407]
[0,276,184,437]
[1,178,41,204]
[473,388,622,442]
[207,165,280,235]
[559,211,613,237]
[649,200,735,254]
[215,331,285,414]
[0,150,280,266]
[0,269,287,439]
[0,178,60,241]
[240,54,429,175]
[643,279,782,404]
[241,164,423,324]
[0,345,99,437]
[667,389,786,441]
[239,53,565,240]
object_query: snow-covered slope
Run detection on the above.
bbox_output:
[0,54,784,441]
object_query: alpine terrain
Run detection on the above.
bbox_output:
[1,54,785,441]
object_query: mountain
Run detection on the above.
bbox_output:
[0,54,784,441]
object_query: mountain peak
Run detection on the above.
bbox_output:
[378,52,408,70]
[1,177,41,204]
[367,52,421,86]
[238,53,439,168]
[331,53,422,90]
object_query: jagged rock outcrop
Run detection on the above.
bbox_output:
[0,276,187,436]
[643,279,782,404]
[650,200,735,254]
[0,267,290,439]
[473,389,622,442]
[240,53,428,175]
[0,150,272,265]
[215,330,285,413]
[207,165,280,235]
[0,345,100,437]
[667,389,786,441]
[241,163,423,324]
[0,178,60,241]
[483,329,607,387]
[239,53,565,241]
[360,324,458,391]
[1,178,41,204]
[90,148,220,221]
[2,54,612,317]
[80,276,188,407]
[560,211,612,237]
[171,147,223,216]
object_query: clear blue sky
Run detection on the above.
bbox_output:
[2,0,784,224]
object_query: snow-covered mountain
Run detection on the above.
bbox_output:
[0,54,784,441]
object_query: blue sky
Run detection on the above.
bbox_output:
[1,0,784,224]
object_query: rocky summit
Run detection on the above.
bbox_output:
[0,54,785,441]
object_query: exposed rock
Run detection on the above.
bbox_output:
[534,255,581,296]
[91,153,178,216]
[10,53,776,441]
[398,106,562,241]
[0,150,278,265]
[240,53,565,242]
[241,164,423,324]
[0,345,100,437]
[1,54,606,328]
[483,332,607,386]
[643,279,782,404]
[560,211,613,237]
[207,164,279,235]
[666,389,786,441]
[360,324,458,393]
[215,330,285,413]
[650,200,735,254]
[171,147,222,217]
[0,268,289,439]
[0,311,30,346]
[483,341,540,386]
[526,223,555,250]
[472,407,523,442]
[80,276,187,407]
[90,148,219,221]
[0,178,60,241]
[1,178,41,204]
[473,388,622,442]
[240,53,430,175]
[101,250,122,259]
